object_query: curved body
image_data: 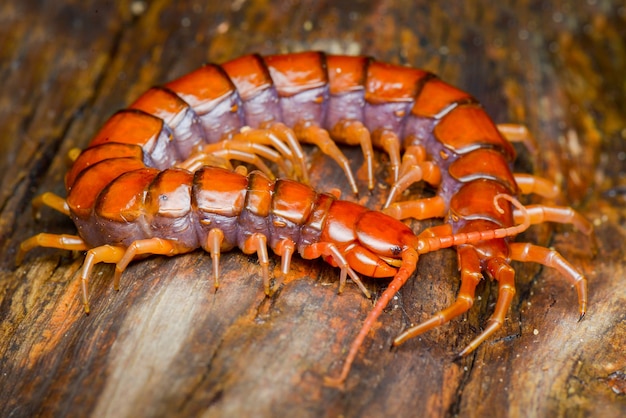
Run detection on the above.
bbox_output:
[66,53,520,249]
[20,52,591,386]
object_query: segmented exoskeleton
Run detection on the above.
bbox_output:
[18,52,591,386]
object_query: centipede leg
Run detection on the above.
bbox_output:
[397,145,427,177]
[383,146,441,209]
[294,122,359,196]
[203,141,290,177]
[178,141,280,178]
[112,238,185,292]
[259,237,297,293]
[513,174,560,199]
[513,205,593,235]
[205,228,225,290]
[330,120,375,191]
[273,237,296,277]
[16,233,87,265]
[228,126,302,179]
[497,123,538,155]
[299,242,370,298]
[393,245,483,346]
[236,126,294,159]
[383,195,447,221]
[371,129,401,182]
[241,233,271,295]
[458,256,516,357]
[79,245,126,313]
[31,192,70,219]
[67,147,82,163]
[207,149,276,180]
[509,242,587,318]
[262,121,309,183]
[176,151,234,172]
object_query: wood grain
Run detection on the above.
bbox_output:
[1,0,625,417]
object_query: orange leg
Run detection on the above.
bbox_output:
[299,242,370,298]
[514,173,560,199]
[383,145,441,209]
[273,237,296,277]
[253,237,298,293]
[16,233,87,265]
[261,121,309,183]
[228,126,306,180]
[31,192,70,220]
[197,149,275,179]
[241,233,271,295]
[235,126,295,161]
[458,256,517,357]
[397,145,427,177]
[72,239,188,313]
[509,242,587,318]
[382,161,441,209]
[371,129,401,182]
[74,238,189,313]
[205,231,297,296]
[111,238,185,290]
[497,123,538,155]
[67,147,82,163]
[176,150,234,172]
[233,165,249,176]
[383,195,447,221]
[204,228,225,290]
[202,141,289,177]
[513,204,593,235]
[330,120,375,191]
[294,122,359,196]
[79,245,127,313]
[393,245,483,346]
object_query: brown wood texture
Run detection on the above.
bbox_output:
[1,1,625,417]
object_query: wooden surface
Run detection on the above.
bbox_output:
[1,0,625,417]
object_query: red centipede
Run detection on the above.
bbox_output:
[17,51,592,387]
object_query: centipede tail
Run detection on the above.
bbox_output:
[18,51,591,387]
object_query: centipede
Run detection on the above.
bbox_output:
[17,51,592,387]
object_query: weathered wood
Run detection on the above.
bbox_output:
[1,0,625,417]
